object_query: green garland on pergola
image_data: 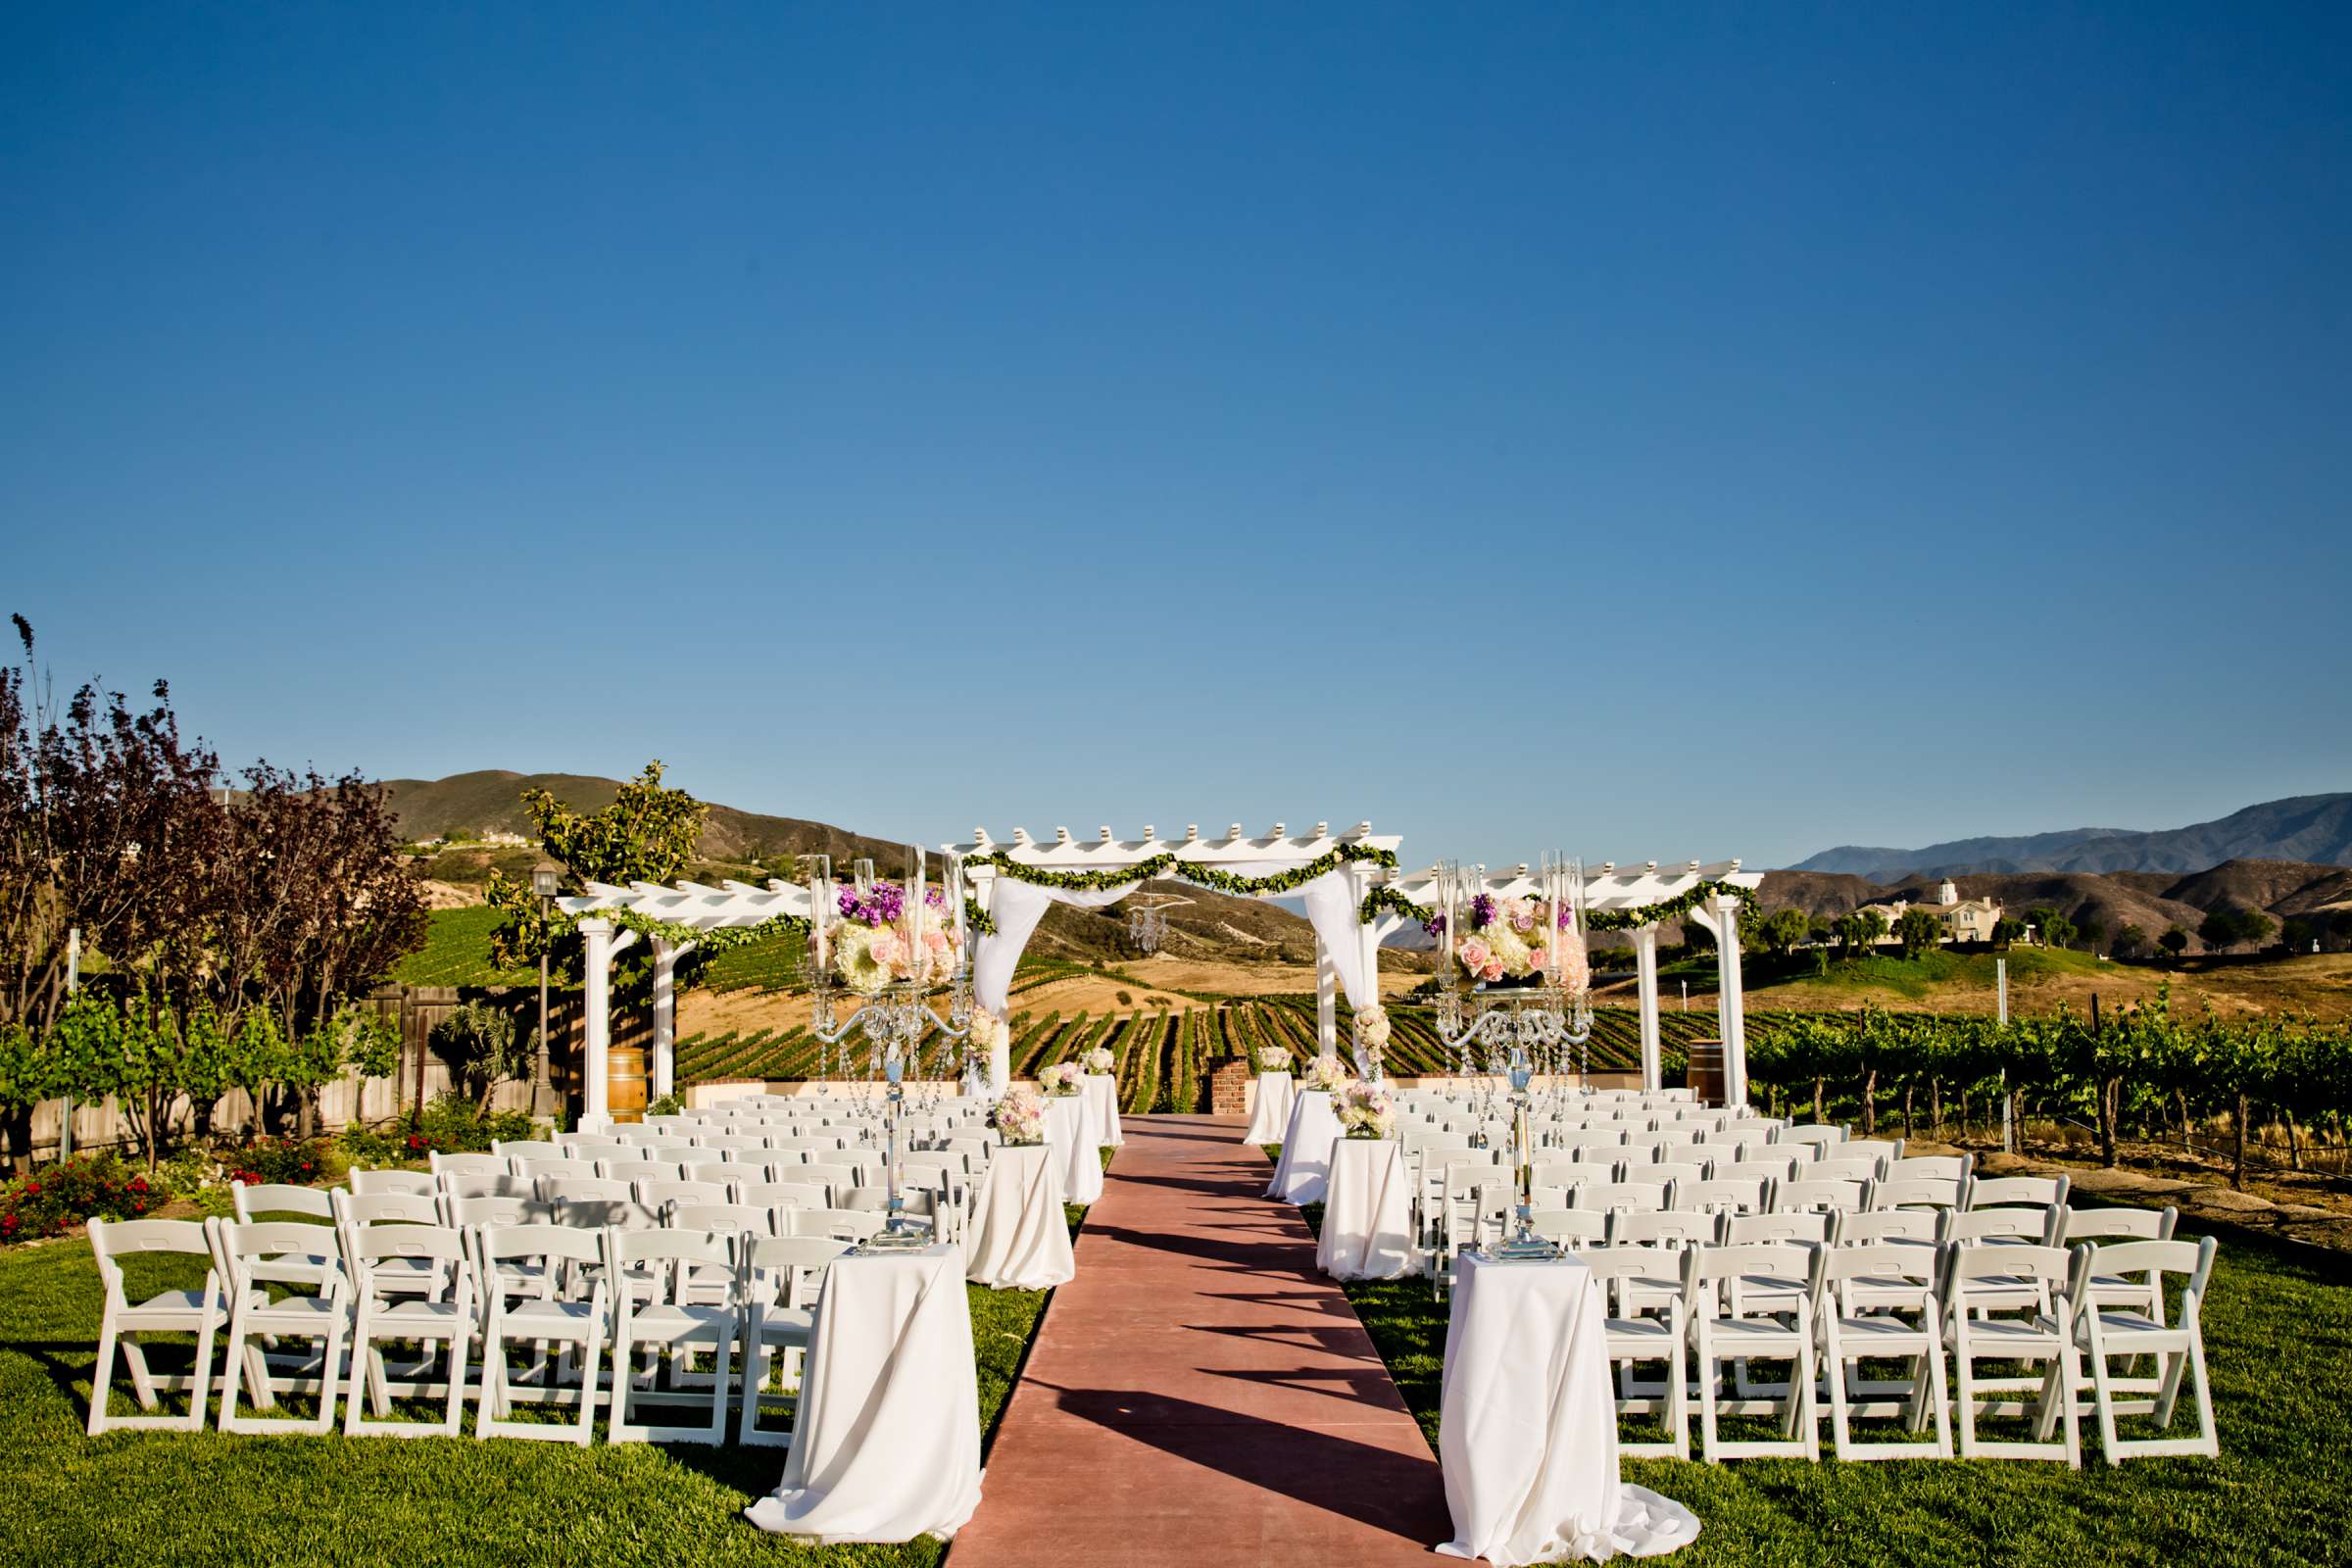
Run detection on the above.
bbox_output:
[965,842,1400,916]
[1354,878,1761,933]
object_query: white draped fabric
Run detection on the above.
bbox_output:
[1316,1137,1416,1281]
[746,1246,982,1544]
[1083,1074,1124,1147]
[970,865,1377,1094]
[962,1144,1075,1291]
[1265,1089,1343,1204]
[1242,1070,1296,1143]
[1044,1094,1104,1204]
[1436,1252,1700,1565]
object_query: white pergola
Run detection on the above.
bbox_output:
[559,878,813,1131]
[1373,858,1767,1102]
[952,821,1403,1082]
[552,835,1764,1124]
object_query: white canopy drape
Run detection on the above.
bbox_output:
[970,864,1376,1092]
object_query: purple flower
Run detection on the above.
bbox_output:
[1423,913,1447,939]
[1557,905,1575,929]
[1469,894,1497,931]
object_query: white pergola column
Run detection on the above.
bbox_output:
[1314,938,1338,1054]
[1634,923,1663,1092]
[650,936,696,1103]
[1715,895,1748,1107]
[581,918,614,1131]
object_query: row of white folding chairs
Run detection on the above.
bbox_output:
[443,1139,997,1183]
[86,1214,849,1446]
[1424,1165,2039,1290]
[1552,1215,2213,1467]
[344,1165,967,1237]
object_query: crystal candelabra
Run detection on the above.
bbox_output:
[1430,853,1595,1255]
[804,844,975,1249]
[1124,894,1191,956]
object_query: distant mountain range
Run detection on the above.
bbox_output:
[1789,795,2352,879]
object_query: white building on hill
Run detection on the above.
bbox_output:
[1859,878,2004,945]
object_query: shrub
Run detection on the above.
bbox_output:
[342,1094,537,1162]
[219,1136,347,1189]
[0,1155,173,1244]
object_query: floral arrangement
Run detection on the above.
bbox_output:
[1255,1046,1290,1074]
[1298,1054,1349,1093]
[1038,1061,1084,1097]
[1336,1081,1396,1140]
[1080,1046,1113,1074]
[991,1086,1046,1146]
[1352,1004,1392,1053]
[1453,895,1591,991]
[831,880,966,996]
[969,1010,1010,1058]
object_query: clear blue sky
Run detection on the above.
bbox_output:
[5,4,2347,869]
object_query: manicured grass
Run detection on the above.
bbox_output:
[1321,1206,2352,1566]
[0,1209,1080,1566]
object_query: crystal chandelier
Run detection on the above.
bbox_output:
[804,844,974,1248]
[1125,894,1190,956]
[1431,851,1595,1257]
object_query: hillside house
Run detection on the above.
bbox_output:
[1859,878,2004,946]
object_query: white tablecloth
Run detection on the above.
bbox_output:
[746,1245,982,1544]
[1316,1136,1416,1281]
[1243,1070,1296,1144]
[1082,1073,1124,1147]
[1265,1089,1341,1204]
[1436,1252,1700,1565]
[963,1143,1075,1291]
[1044,1094,1104,1204]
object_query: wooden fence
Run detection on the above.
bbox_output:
[10,985,652,1168]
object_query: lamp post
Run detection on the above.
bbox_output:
[533,861,562,1117]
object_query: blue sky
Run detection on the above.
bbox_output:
[5,3,2347,869]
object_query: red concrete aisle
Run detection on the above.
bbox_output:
[949,1113,1448,1568]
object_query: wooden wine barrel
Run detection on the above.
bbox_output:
[1685,1039,1726,1106]
[608,1044,648,1124]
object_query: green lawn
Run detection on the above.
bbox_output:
[0,1212,1075,1566]
[1321,1205,2352,1566]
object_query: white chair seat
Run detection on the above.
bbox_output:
[1708,1317,1807,1348]
[504,1298,601,1334]
[630,1302,736,1338]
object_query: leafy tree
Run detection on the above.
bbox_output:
[1992,916,2026,950]
[1807,912,1838,946]
[1895,907,1943,958]
[2159,925,2190,961]
[2198,906,2275,953]
[2112,923,2149,960]
[2281,916,2315,953]
[431,1001,531,1110]
[1760,907,1809,957]
[2025,906,2060,945]
[2042,913,2078,951]
[488,760,710,981]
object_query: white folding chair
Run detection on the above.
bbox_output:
[493,1140,564,1163]
[228,1184,341,1292]
[1686,1243,1820,1461]
[1887,1153,1973,1184]
[737,1235,851,1446]
[787,1207,885,1243]
[2070,1236,2219,1462]
[474,1224,607,1445]
[1585,1246,1688,1458]
[348,1167,436,1197]
[2061,1206,2179,1317]
[428,1152,507,1179]
[85,1218,223,1435]
[341,1223,474,1438]
[1774,1178,1866,1215]
[211,1218,351,1435]
[1669,1178,1762,1218]
[440,1172,538,1202]
[1941,1243,2082,1464]
[1808,1243,1950,1460]
[606,1228,740,1445]
[1525,1208,1608,1250]
[1966,1174,2071,1211]
[1571,1182,1666,1216]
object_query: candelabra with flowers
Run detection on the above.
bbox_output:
[804,845,974,1249]
[1431,852,1595,1257]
